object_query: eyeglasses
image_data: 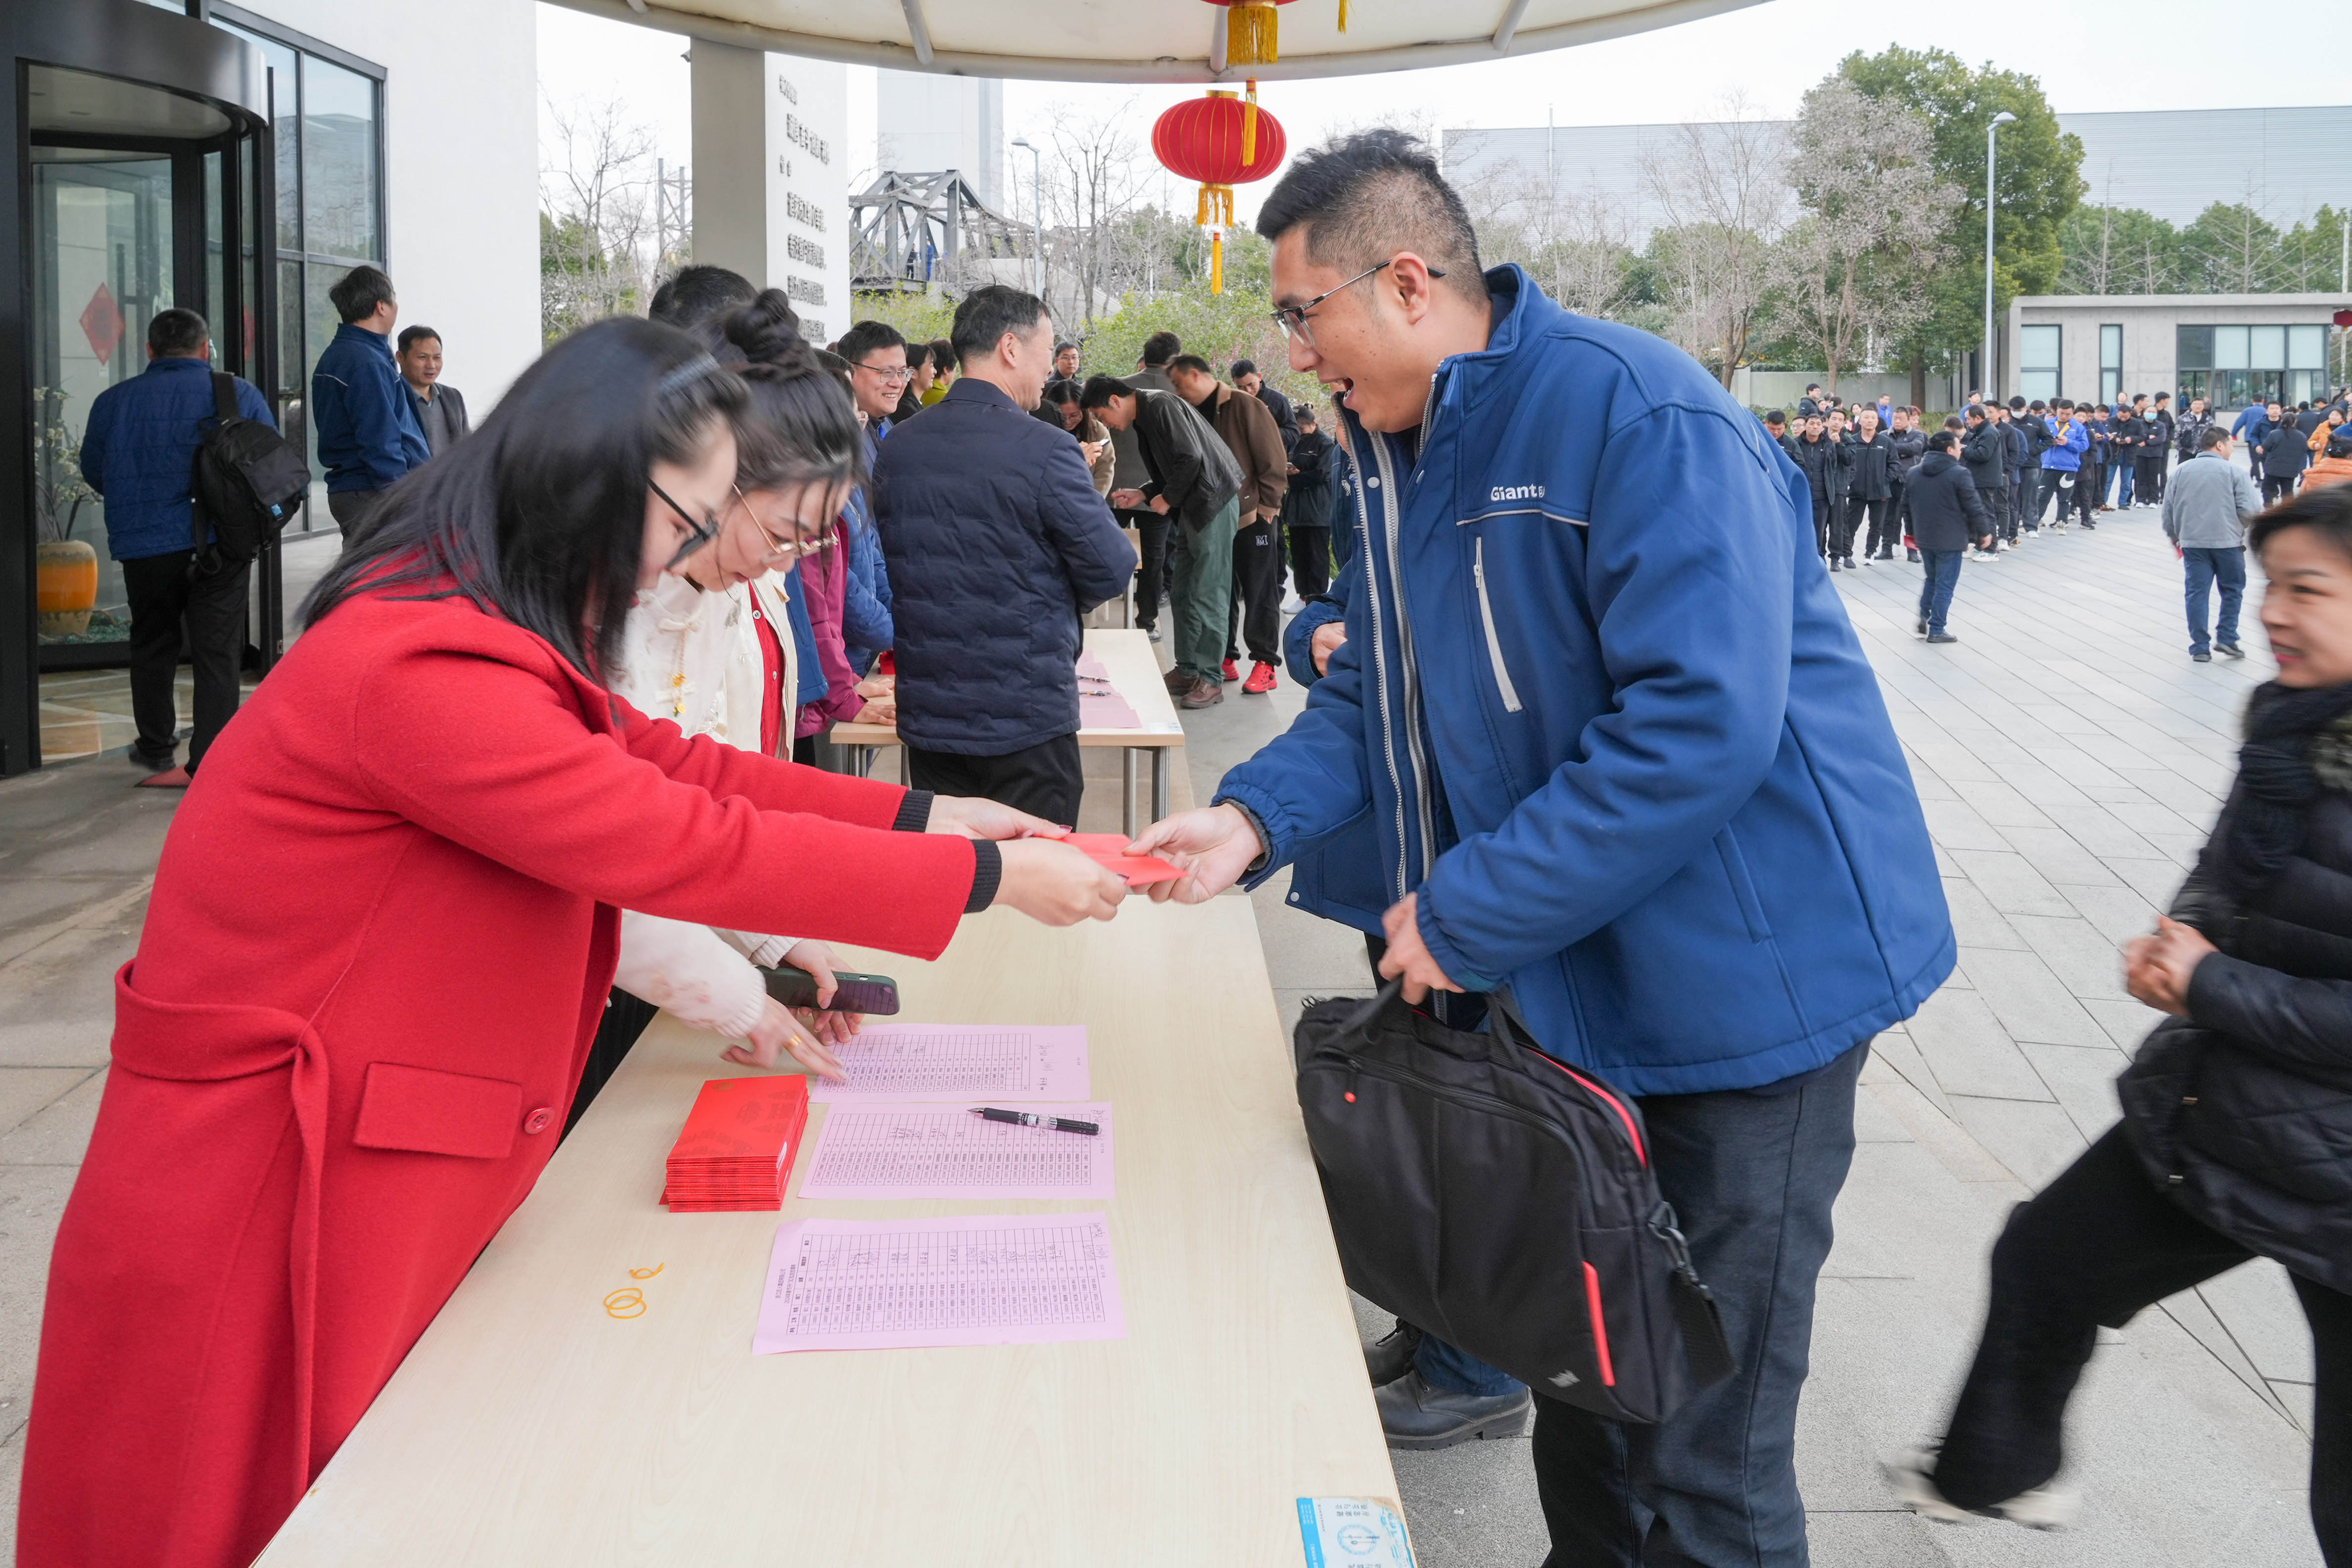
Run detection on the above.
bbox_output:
[731,486,830,562]
[648,478,719,569]
[856,361,915,384]
[1269,257,1446,349]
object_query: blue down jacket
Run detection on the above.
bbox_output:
[78,356,274,561]
[1217,265,1953,1094]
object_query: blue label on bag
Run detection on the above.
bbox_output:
[1297,1497,1415,1567]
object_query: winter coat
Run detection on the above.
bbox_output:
[1903,450,1991,553]
[16,582,982,1568]
[1845,431,1896,500]
[1252,382,1301,457]
[2015,412,2052,469]
[1792,432,1848,501]
[310,322,429,493]
[1196,382,1289,523]
[2175,409,2217,460]
[1961,420,2007,493]
[2119,713,2352,1296]
[1889,426,1929,483]
[870,377,1136,755]
[2260,425,2313,481]
[1286,428,1336,530]
[2163,452,2263,549]
[77,356,275,561]
[1215,264,1952,1096]
[2117,414,2156,462]
[1130,387,1243,530]
[2040,417,2088,472]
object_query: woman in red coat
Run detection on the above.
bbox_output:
[18,319,1126,1568]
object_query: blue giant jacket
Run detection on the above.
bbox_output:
[311,322,428,493]
[2041,418,2088,472]
[1217,266,1953,1095]
[79,356,276,561]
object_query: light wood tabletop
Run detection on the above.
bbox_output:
[256,897,1403,1568]
[832,628,1185,833]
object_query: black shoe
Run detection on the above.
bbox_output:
[1927,632,1959,644]
[2216,642,2246,658]
[1364,1321,1424,1386]
[1906,547,1920,563]
[1915,615,1929,637]
[129,746,175,772]
[1373,1371,1532,1451]
[1829,557,1842,572]
[2192,650,2212,663]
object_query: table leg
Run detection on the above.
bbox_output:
[850,745,875,779]
[1151,748,1169,825]
[1122,749,1139,838]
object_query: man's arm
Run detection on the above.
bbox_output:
[1412,406,1802,986]
[1957,471,1989,533]
[350,361,416,489]
[1036,436,1138,612]
[1239,394,1289,517]
[1140,400,1207,516]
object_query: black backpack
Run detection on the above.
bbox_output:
[194,371,310,566]
[1293,982,1736,1424]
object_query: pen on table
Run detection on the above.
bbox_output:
[969,1107,1100,1136]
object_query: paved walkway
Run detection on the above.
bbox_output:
[0,499,2323,1566]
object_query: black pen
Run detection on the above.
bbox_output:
[969,1107,1100,1136]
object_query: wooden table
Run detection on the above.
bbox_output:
[832,627,1184,835]
[255,898,1404,1568]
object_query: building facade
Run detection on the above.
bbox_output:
[2008,294,2347,412]
[876,69,1004,212]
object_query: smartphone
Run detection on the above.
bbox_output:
[763,963,900,1016]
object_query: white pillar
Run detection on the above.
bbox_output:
[689,43,848,344]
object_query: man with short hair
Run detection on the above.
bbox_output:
[1961,406,2007,560]
[1130,130,1950,1565]
[1231,358,1300,455]
[1285,405,1337,599]
[2174,394,2214,469]
[871,286,1135,821]
[395,325,468,457]
[1762,409,1797,463]
[1797,382,1825,420]
[1887,406,1928,561]
[78,307,275,785]
[2163,425,2262,662]
[2148,391,2177,500]
[1053,341,1082,380]
[1108,333,1183,640]
[1088,374,1244,709]
[2040,399,2089,532]
[311,264,427,530]
[838,319,914,431]
[1905,428,1989,644]
[1168,355,1288,693]
[2011,397,2051,532]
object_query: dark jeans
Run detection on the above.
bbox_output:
[1127,510,1172,630]
[326,488,386,531]
[1289,524,1332,598]
[1856,496,1896,556]
[908,732,1083,827]
[565,987,660,1136]
[2264,474,2300,506]
[121,549,248,773]
[1933,1126,2351,1563]
[1918,549,1963,635]
[1809,495,1833,558]
[2182,544,2247,653]
[1225,517,1286,666]
[1534,1043,1867,1568]
[2109,460,2134,507]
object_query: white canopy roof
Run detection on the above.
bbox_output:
[552,0,1762,83]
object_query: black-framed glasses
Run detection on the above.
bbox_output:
[648,478,719,569]
[1269,257,1446,348]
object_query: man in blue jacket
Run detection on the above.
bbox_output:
[1132,131,1953,1566]
[310,264,427,530]
[78,307,275,785]
[872,285,1135,823]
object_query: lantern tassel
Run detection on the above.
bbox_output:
[1212,230,1225,294]
[1338,0,1350,32]
[1228,0,1278,67]
[1243,79,1259,165]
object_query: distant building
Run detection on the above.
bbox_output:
[877,70,1004,212]
[2009,294,2346,412]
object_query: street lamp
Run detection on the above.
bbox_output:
[1009,136,1045,300]
[1982,110,2017,402]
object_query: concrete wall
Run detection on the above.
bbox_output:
[246,0,539,410]
[691,46,849,345]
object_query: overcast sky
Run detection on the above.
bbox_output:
[536,0,2349,223]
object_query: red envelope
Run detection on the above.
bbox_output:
[1062,833,1187,886]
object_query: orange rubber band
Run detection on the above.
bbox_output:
[605,1287,647,1319]
[628,1264,664,1279]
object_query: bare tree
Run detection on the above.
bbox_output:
[1768,81,1955,396]
[1636,102,1792,388]
[541,93,660,341]
[1032,99,1161,327]
[1453,145,1638,323]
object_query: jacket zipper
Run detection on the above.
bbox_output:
[1348,436,1413,904]
[1375,417,1436,886]
[1472,536,1522,713]
[1311,1050,1645,1184]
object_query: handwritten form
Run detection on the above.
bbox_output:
[808,1023,1088,1103]
[798,1102,1115,1200]
[754,1212,1127,1354]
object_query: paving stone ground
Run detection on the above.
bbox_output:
[0,489,2325,1566]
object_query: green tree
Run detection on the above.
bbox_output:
[1837,47,2084,403]
[2058,204,2182,294]
[842,290,958,352]
[2280,203,2348,294]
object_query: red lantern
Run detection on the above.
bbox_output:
[1152,90,1288,293]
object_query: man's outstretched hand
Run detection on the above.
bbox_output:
[1124,803,1266,904]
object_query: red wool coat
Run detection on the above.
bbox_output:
[19,587,980,1568]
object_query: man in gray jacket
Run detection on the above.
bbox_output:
[2163,424,2263,662]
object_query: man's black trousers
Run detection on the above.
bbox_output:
[122,548,248,774]
[1810,495,1833,558]
[1932,1125,2350,1562]
[1126,509,1173,631]
[1855,496,1896,556]
[1288,524,1331,599]
[908,733,1084,827]
[2264,474,2300,506]
[2136,455,2167,504]
[1225,517,1286,666]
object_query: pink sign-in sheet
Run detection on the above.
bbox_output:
[798,1103,1115,1200]
[808,1023,1089,1103]
[754,1213,1127,1354]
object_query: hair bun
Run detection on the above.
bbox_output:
[720,289,817,375]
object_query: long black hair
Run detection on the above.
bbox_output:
[298,317,746,681]
[712,290,865,506]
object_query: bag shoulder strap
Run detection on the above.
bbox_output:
[212,371,239,425]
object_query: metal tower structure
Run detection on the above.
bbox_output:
[848,171,1028,294]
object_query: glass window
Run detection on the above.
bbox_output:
[2019,324,2059,402]
[2251,325,2287,371]
[2177,325,2214,370]
[2290,325,2327,371]
[214,23,301,251]
[2100,324,2122,407]
[2214,325,2251,371]
[300,56,377,263]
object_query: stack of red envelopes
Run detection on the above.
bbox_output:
[661,1076,810,1212]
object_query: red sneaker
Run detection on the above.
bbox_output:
[1220,658,1240,682]
[1242,661,1277,694]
